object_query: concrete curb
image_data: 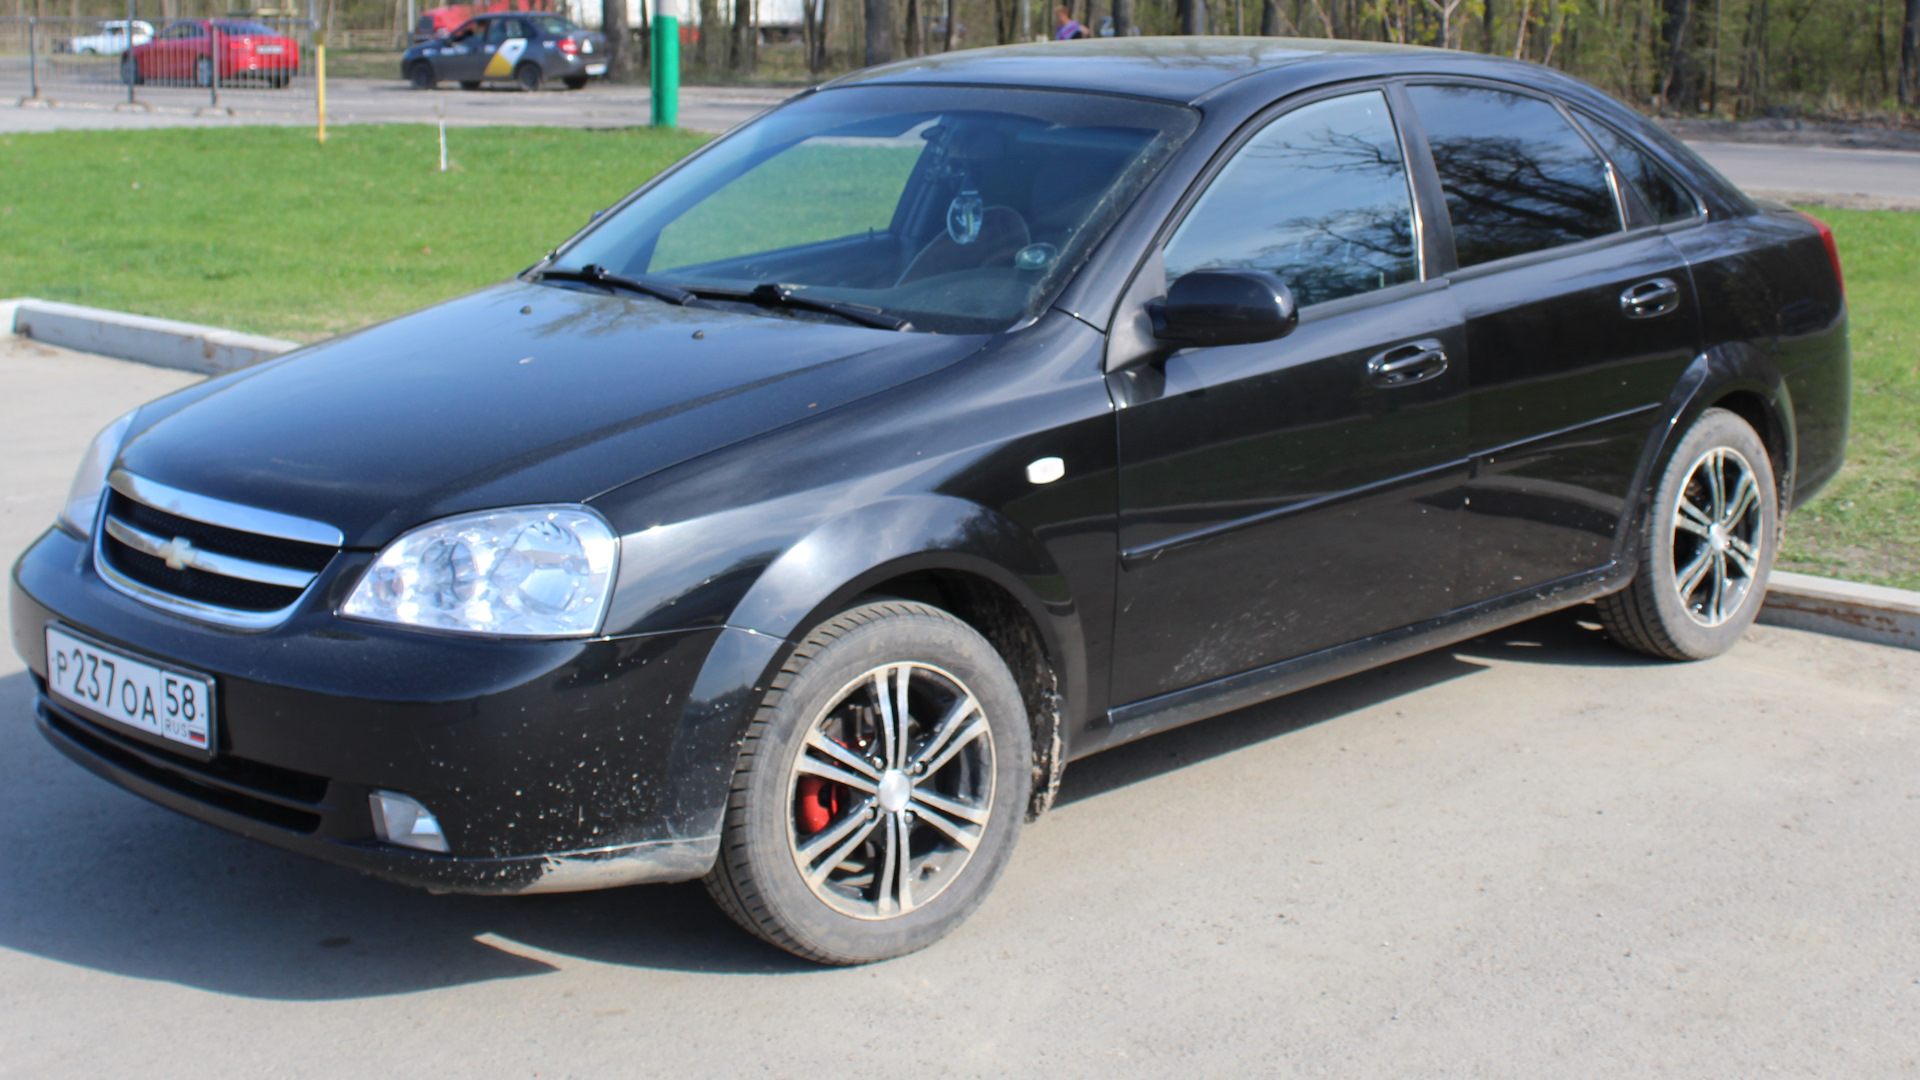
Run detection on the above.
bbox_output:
[5,297,299,375]
[1760,571,1920,651]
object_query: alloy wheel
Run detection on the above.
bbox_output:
[1670,446,1764,627]
[786,662,995,921]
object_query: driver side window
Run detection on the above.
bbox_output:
[1163,91,1419,308]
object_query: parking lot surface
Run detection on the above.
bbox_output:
[3,337,1918,1077]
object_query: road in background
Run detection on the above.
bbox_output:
[2,72,791,134]
[3,338,1919,1077]
[1689,140,1920,205]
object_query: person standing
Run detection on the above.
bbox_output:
[1055,5,1089,38]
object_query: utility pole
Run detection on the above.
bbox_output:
[652,0,678,125]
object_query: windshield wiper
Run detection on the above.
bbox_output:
[534,264,698,307]
[694,283,913,332]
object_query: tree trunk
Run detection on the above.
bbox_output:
[863,0,891,64]
[698,0,720,64]
[1661,0,1694,107]
[1260,0,1286,34]
[730,0,755,72]
[1114,0,1132,36]
[1902,0,1920,106]
[601,0,634,80]
[1179,0,1205,34]
[943,0,955,49]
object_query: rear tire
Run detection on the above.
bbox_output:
[704,601,1031,965]
[1597,407,1778,660]
[409,60,437,89]
[120,54,142,85]
[267,69,291,89]
[193,56,213,88]
[562,74,588,90]
[515,61,543,91]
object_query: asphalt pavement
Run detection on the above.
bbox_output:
[3,333,1919,1077]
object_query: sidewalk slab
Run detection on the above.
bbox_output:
[6,298,298,374]
[1760,570,1920,651]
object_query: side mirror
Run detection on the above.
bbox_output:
[1149,270,1298,348]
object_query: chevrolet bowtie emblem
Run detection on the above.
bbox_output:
[159,535,196,572]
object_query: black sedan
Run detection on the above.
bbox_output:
[402,13,607,91]
[12,39,1848,965]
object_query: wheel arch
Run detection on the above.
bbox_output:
[721,495,1083,818]
[1620,343,1796,572]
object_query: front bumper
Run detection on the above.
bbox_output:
[12,526,779,894]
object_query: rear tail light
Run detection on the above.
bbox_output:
[1798,210,1845,298]
[558,37,579,53]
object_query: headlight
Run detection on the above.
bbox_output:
[59,409,138,539]
[342,506,619,638]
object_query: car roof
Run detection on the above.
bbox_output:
[824,37,1435,103]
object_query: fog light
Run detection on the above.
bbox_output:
[370,790,450,853]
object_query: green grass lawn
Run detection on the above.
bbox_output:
[1776,207,1920,590]
[0,124,709,340]
[0,126,1912,587]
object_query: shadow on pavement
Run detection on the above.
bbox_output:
[0,606,1648,998]
[1057,604,1648,806]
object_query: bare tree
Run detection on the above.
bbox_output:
[697,0,720,65]
[1903,0,1920,106]
[864,0,891,64]
[730,0,755,72]
[1421,0,1467,47]
[603,0,635,80]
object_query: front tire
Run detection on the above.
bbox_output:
[705,601,1031,965]
[408,60,437,89]
[515,62,543,91]
[120,54,142,85]
[193,56,213,87]
[1598,407,1779,660]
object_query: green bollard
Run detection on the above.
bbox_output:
[651,0,679,128]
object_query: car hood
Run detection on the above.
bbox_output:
[119,281,988,548]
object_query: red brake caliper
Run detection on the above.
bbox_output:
[796,775,842,834]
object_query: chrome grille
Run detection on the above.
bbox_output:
[94,470,343,630]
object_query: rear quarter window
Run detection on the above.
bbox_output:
[1407,84,1622,268]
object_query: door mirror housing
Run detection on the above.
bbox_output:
[1150,270,1299,348]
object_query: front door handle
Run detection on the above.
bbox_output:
[1367,340,1449,388]
[1621,277,1680,319]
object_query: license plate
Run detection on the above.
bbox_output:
[256,44,283,54]
[45,625,215,757]
[585,63,606,75]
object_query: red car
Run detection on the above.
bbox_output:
[121,20,300,88]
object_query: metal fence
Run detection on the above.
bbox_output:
[2,14,316,110]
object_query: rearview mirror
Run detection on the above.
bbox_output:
[1149,270,1298,348]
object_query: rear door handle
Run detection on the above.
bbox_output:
[1367,340,1449,388]
[1621,277,1680,319]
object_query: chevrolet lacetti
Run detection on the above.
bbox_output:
[12,39,1848,963]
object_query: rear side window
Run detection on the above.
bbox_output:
[1406,85,1620,268]
[1571,112,1700,225]
[1163,90,1419,308]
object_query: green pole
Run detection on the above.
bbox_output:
[651,0,679,128]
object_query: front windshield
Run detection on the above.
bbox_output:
[551,85,1197,334]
